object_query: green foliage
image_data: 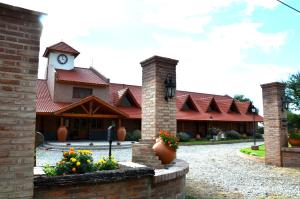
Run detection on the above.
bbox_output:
[225,130,241,140]
[177,132,191,142]
[95,156,118,171]
[240,145,265,157]
[159,130,179,150]
[43,164,56,176]
[233,94,251,102]
[287,112,300,132]
[285,72,300,111]
[254,133,263,139]
[125,129,141,141]
[289,132,300,139]
[43,148,119,176]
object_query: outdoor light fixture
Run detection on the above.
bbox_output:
[281,94,289,112]
[250,104,259,150]
[164,73,176,101]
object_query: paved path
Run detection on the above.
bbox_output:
[36,142,300,199]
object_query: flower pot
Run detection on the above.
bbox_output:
[117,127,126,141]
[288,138,300,147]
[153,139,176,164]
[57,125,68,142]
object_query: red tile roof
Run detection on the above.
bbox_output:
[43,42,80,57]
[36,80,70,113]
[55,67,109,86]
[36,79,263,122]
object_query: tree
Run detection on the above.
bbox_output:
[287,111,300,132]
[285,72,300,111]
[233,94,251,102]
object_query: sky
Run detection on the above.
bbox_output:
[1,0,300,114]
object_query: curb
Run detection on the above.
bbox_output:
[237,151,265,163]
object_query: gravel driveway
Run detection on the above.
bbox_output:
[36,142,300,199]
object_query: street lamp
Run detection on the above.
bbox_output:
[164,73,176,101]
[250,104,259,150]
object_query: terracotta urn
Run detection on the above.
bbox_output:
[117,127,126,141]
[57,125,68,142]
[288,138,300,147]
[196,134,201,140]
[153,139,176,164]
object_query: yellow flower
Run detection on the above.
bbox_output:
[76,161,81,167]
[98,159,106,164]
[87,160,91,163]
[70,158,77,163]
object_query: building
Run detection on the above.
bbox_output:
[36,42,263,141]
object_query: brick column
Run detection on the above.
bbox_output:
[261,82,288,166]
[132,56,178,169]
[0,3,43,198]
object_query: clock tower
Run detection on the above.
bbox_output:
[43,41,80,70]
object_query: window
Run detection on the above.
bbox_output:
[120,95,135,107]
[182,98,198,111]
[73,87,92,98]
[229,102,239,113]
[207,100,220,112]
[91,119,102,129]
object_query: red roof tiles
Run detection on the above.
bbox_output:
[36,70,263,122]
[55,67,108,86]
[43,42,80,57]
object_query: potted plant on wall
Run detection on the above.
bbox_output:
[288,129,300,147]
[153,130,178,164]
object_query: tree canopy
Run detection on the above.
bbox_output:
[285,72,300,111]
[233,94,251,102]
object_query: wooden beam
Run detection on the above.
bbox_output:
[89,101,93,115]
[59,113,121,119]
[80,105,89,114]
[92,106,100,114]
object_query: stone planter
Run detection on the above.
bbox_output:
[153,139,176,164]
[288,138,300,147]
[57,125,68,142]
[117,127,126,141]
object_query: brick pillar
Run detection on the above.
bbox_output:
[132,56,178,169]
[0,3,43,198]
[261,82,288,166]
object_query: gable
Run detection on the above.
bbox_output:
[117,88,140,108]
[181,95,199,112]
[207,98,221,113]
[229,100,240,113]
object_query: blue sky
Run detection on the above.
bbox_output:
[2,0,300,113]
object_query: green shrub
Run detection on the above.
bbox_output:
[177,132,191,142]
[254,133,263,139]
[289,132,300,139]
[95,156,118,171]
[43,164,56,176]
[125,129,141,141]
[206,127,221,140]
[225,130,241,140]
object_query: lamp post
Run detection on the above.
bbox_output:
[164,73,176,101]
[107,122,115,159]
[250,104,259,150]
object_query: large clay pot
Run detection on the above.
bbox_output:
[117,127,126,141]
[288,138,300,147]
[57,125,68,142]
[153,139,176,164]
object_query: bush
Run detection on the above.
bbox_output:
[125,129,141,141]
[254,133,263,139]
[95,156,118,171]
[225,130,241,140]
[206,127,221,140]
[177,132,191,142]
[289,132,300,139]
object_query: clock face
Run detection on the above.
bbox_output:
[57,54,68,64]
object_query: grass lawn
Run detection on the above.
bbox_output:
[180,138,262,146]
[240,144,265,157]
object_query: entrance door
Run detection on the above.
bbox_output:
[69,118,89,140]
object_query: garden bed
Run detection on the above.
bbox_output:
[180,139,264,146]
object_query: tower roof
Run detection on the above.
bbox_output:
[43,42,80,57]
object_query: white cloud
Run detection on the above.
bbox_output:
[244,0,278,15]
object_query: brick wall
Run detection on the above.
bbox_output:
[140,56,178,139]
[0,3,43,198]
[282,148,300,167]
[261,82,288,166]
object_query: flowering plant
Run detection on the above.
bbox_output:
[159,130,179,151]
[55,148,95,175]
[95,156,118,171]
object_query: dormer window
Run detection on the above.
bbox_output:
[229,101,240,113]
[207,98,221,113]
[119,95,136,107]
[73,87,92,98]
[181,95,198,112]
